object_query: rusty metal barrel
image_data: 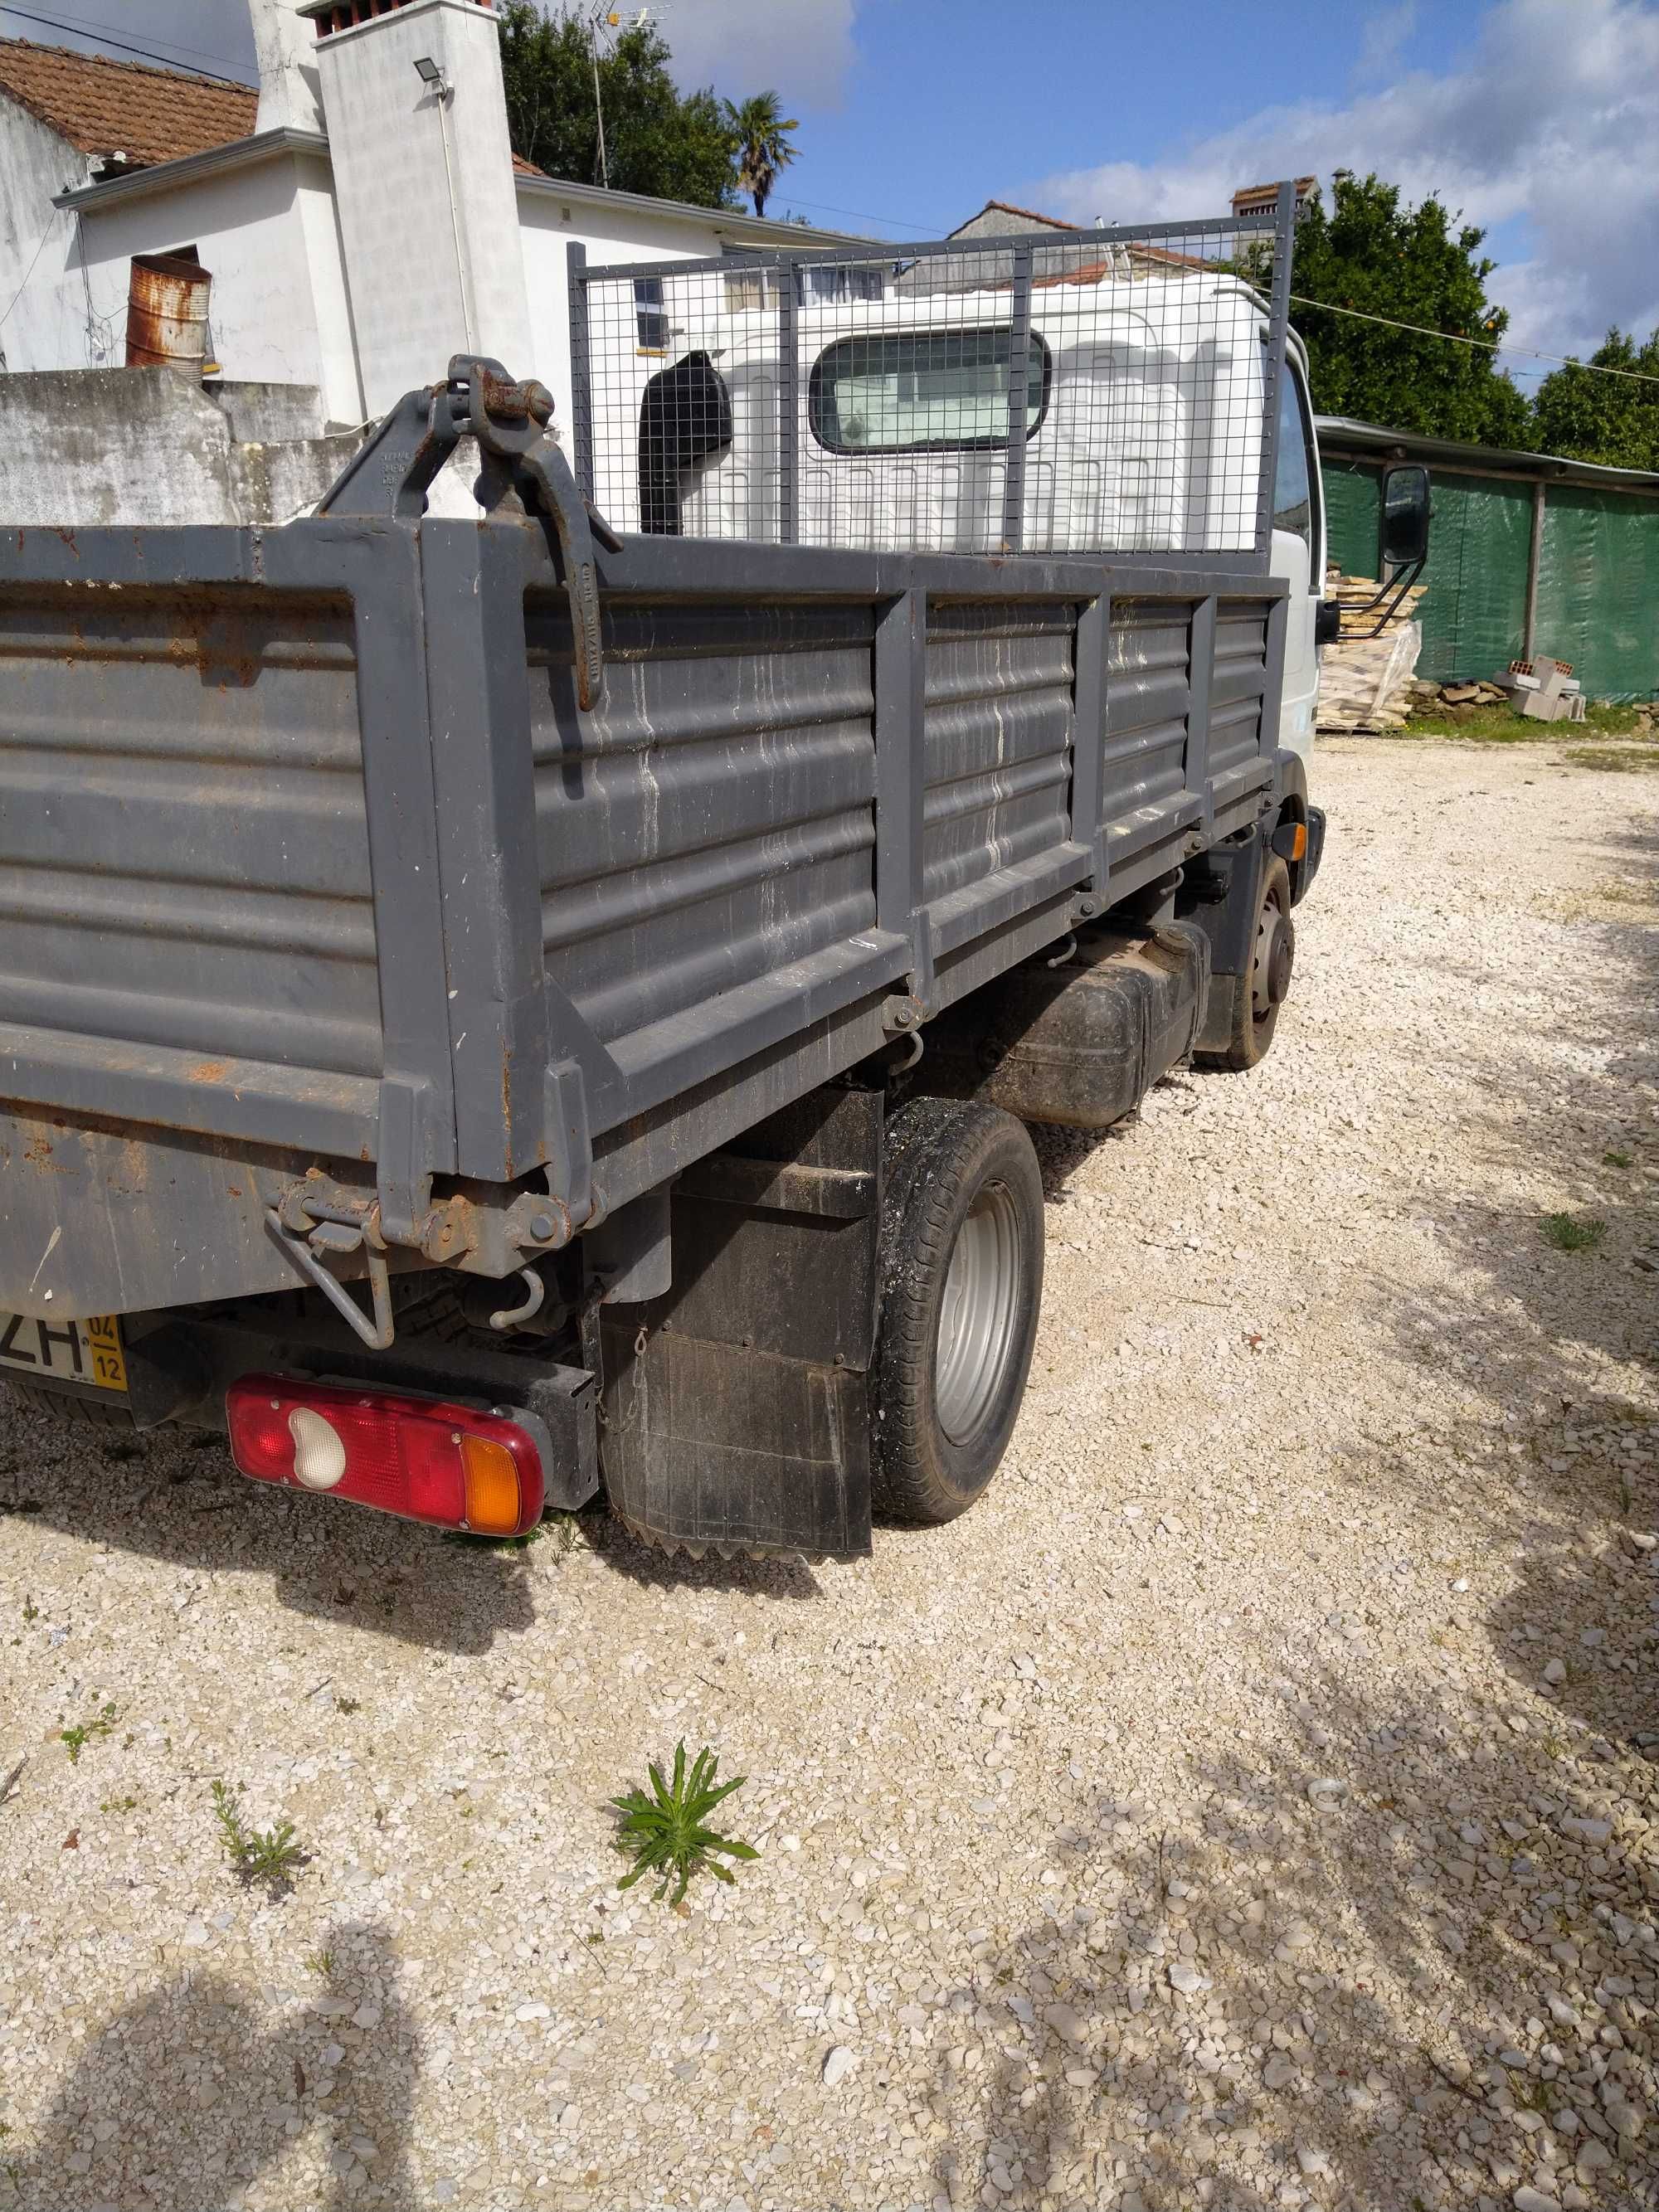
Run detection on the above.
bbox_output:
[124,252,212,372]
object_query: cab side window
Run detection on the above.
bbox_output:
[1272,368,1314,550]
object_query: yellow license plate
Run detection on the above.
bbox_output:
[0,1311,128,1393]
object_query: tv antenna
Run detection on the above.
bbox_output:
[586,4,667,190]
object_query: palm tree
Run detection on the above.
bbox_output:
[723,93,799,219]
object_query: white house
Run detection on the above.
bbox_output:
[0,0,862,441]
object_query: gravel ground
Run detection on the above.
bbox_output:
[2,736,1657,2212]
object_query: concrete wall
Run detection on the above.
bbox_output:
[314,0,531,416]
[0,367,358,523]
[0,102,92,375]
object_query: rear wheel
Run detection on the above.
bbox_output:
[1199,853,1293,1072]
[871,1099,1044,1525]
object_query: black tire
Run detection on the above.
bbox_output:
[1197,853,1294,1072]
[4,1380,136,1430]
[870,1098,1044,1526]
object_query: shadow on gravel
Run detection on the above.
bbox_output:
[17,1920,420,2211]
[912,806,1659,2211]
[1028,1068,1206,1208]
[1350,804,1658,1736]
[0,1418,539,1655]
[919,1660,1657,2212]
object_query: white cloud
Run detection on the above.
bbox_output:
[1029,0,1659,365]
[1355,0,1418,81]
[51,1,861,106]
[655,0,857,105]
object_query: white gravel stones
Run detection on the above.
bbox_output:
[1559,1813,1614,1844]
[0,743,1656,2212]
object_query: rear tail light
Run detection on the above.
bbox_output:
[226,1375,547,1538]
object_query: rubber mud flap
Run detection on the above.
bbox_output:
[595,1086,882,1559]
[599,1320,872,1559]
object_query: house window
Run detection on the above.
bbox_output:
[809,328,1051,455]
[635,276,668,352]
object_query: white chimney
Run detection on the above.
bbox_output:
[250,0,325,136]
[299,0,533,416]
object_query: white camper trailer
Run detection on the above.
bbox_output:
[583,252,1328,757]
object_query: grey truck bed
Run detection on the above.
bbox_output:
[0,509,1291,1323]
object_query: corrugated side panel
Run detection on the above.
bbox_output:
[922,600,1075,921]
[1210,599,1270,809]
[0,586,381,1081]
[1101,597,1193,845]
[528,596,878,1067]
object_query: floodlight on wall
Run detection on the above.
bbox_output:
[413,52,472,348]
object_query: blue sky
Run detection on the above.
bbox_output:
[9,0,1657,372]
[753,1,1475,241]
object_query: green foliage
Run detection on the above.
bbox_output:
[1604,1150,1633,1169]
[498,3,741,208]
[1404,702,1643,743]
[723,92,799,217]
[1533,327,1659,471]
[611,1741,757,1906]
[60,1703,118,1764]
[211,1779,307,1893]
[1292,174,1533,446]
[1540,1212,1606,1252]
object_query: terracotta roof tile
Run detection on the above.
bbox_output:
[0,36,256,170]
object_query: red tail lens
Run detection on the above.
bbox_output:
[225,1376,545,1537]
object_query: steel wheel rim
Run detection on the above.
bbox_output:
[1252,888,1286,1022]
[935,1182,1022,1445]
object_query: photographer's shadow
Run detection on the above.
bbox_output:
[22,1920,418,2210]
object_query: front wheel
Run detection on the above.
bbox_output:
[1197,852,1294,1072]
[870,1099,1045,1526]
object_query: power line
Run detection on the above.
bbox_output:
[0,4,255,85]
[773,194,956,236]
[0,200,61,339]
[1291,293,1659,388]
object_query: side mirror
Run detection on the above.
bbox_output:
[1382,464,1431,567]
[1315,599,1342,649]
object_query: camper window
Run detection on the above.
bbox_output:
[809,328,1051,455]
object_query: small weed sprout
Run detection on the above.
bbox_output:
[611,1741,757,1907]
[61,1703,118,1764]
[21,1596,37,1624]
[1603,1149,1632,1169]
[305,1948,336,1978]
[1540,1213,1606,1253]
[211,1780,306,1894]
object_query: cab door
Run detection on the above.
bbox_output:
[1269,351,1324,761]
